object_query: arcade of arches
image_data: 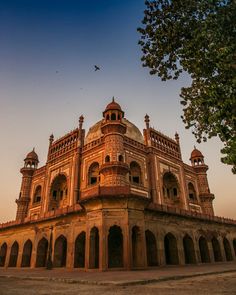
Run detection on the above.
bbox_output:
[0,221,236,270]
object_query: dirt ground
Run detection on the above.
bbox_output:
[0,272,236,295]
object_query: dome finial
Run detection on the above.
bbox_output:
[144,114,150,129]
[49,134,54,145]
[79,114,84,129]
[112,96,115,102]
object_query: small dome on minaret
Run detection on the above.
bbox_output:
[190,146,205,166]
[105,97,122,112]
[23,148,39,169]
[103,97,124,119]
[25,148,39,162]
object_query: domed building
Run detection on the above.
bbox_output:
[0,99,236,270]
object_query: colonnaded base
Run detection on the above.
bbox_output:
[0,197,236,271]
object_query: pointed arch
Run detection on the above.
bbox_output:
[8,241,19,267]
[130,162,142,185]
[183,234,196,264]
[111,113,116,120]
[118,155,124,162]
[54,235,67,267]
[89,227,99,269]
[163,172,179,199]
[49,174,68,210]
[212,237,222,262]
[188,182,197,201]
[164,233,179,265]
[199,236,210,263]
[0,243,7,267]
[21,239,32,267]
[88,162,99,185]
[33,185,42,203]
[108,225,123,268]
[74,232,86,268]
[145,230,158,266]
[36,237,48,267]
[105,155,110,163]
[223,237,233,261]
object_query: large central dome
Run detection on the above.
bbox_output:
[85,118,144,145]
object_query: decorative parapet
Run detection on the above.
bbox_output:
[47,129,79,162]
[147,203,236,225]
[83,137,104,152]
[148,128,181,159]
[0,204,82,230]
[124,136,146,151]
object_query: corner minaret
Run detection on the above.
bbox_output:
[100,98,129,187]
[15,149,39,222]
[190,147,215,216]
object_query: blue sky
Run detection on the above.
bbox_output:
[0,0,235,222]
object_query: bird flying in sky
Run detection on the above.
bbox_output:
[94,65,100,71]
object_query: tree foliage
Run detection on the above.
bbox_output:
[138,0,236,173]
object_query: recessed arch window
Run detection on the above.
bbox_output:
[105,155,110,163]
[33,185,42,203]
[111,113,116,120]
[130,161,142,185]
[48,174,68,210]
[163,172,179,199]
[88,162,100,185]
[118,155,124,162]
[50,174,67,201]
[188,182,197,201]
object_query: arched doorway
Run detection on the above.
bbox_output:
[54,235,67,267]
[132,226,142,267]
[164,233,179,265]
[108,225,123,268]
[36,238,48,267]
[183,234,196,264]
[233,239,236,256]
[0,243,7,267]
[21,240,32,267]
[74,232,86,268]
[8,241,19,267]
[49,174,68,210]
[89,227,99,269]
[199,236,210,263]
[223,238,233,261]
[212,237,222,262]
[145,230,158,266]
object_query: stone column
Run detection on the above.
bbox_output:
[207,240,214,263]
[16,243,23,268]
[177,237,185,265]
[219,237,226,262]
[123,218,131,270]
[156,232,165,265]
[100,225,107,271]
[66,228,74,269]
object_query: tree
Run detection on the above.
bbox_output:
[138,0,236,173]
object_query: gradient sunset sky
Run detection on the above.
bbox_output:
[0,0,235,223]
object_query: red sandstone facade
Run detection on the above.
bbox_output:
[0,99,236,270]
